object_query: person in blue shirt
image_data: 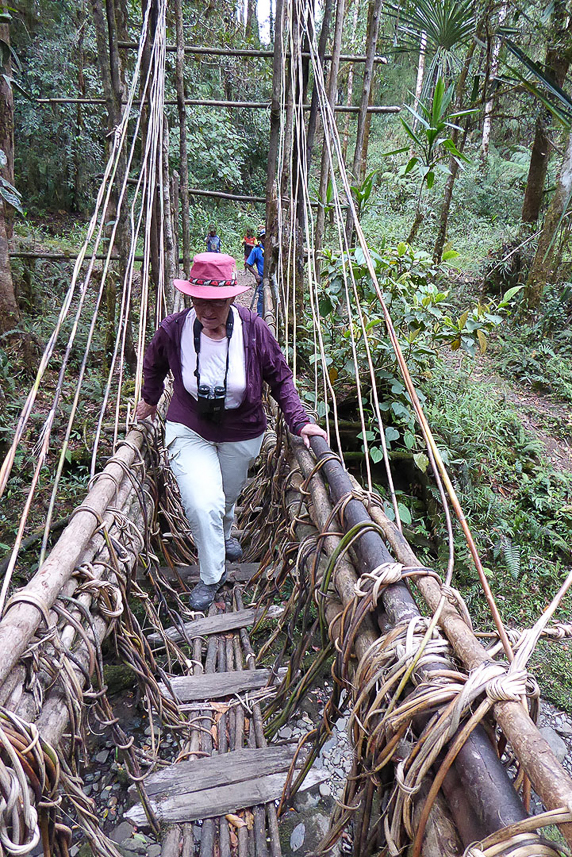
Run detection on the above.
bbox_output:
[246,226,265,316]
[206,225,221,253]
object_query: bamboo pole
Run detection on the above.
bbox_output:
[31,96,398,112]
[302,436,531,843]
[0,424,148,692]
[117,40,387,62]
[365,498,572,849]
[284,449,463,856]
[174,0,190,276]
[265,0,284,289]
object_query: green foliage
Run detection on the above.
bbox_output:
[492,289,572,403]
[424,362,572,628]
[387,0,475,97]
[301,242,518,461]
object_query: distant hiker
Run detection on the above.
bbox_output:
[243,228,257,272]
[136,251,328,611]
[206,225,221,253]
[245,225,265,316]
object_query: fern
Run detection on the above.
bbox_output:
[500,536,521,580]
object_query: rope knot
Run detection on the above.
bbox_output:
[354,563,403,602]
[486,667,528,703]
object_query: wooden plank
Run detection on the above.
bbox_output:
[160,667,286,702]
[125,769,327,826]
[148,605,284,645]
[142,746,298,798]
[159,563,259,583]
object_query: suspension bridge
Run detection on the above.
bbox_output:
[1,1,572,856]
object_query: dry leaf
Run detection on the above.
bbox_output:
[245,810,255,831]
[225,813,246,829]
[229,829,238,849]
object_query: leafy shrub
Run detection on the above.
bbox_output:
[300,241,519,458]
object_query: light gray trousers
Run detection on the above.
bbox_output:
[164,421,264,585]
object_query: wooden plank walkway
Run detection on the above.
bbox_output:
[129,567,318,857]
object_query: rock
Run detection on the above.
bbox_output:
[319,783,331,798]
[83,785,92,797]
[147,846,161,857]
[281,811,333,856]
[290,824,305,851]
[539,726,568,763]
[292,790,320,812]
[95,750,110,764]
[279,726,293,740]
[556,723,572,738]
[322,735,336,753]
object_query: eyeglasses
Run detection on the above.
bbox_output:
[192,298,229,308]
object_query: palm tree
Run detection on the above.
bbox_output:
[387,0,476,100]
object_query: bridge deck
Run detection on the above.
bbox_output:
[127,569,322,856]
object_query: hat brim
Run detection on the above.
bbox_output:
[174,279,252,299]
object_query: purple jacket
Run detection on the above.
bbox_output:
[141,305,311,442]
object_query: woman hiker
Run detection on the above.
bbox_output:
[136,252,328,611]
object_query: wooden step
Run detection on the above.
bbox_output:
[160,667,287,702]
[147,604,284,645]
[125,747,326,826]
[159,562,259,583]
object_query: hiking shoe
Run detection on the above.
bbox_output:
[188,570,228,611]
[225,537,243,562]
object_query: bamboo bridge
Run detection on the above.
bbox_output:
[2,0,572,855]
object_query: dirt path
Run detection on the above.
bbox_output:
[473,361,572,474]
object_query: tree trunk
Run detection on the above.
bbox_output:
[314,0,346,256]
[412,31,427,123]
[245,0,259,41]
[341,1,360,163]
[0,20,18,333]
[432,38,477,262]
[305,0,333,168]
[264,0,284,283]
[521,0,572,223]
[162,113,178,312]
[0,21,15,240]
[345,0,382,244]
[526,127,572,307]
[481,3,507,157]
[0,210,19,334]
[74,3,87,210]
[174,0,191,275]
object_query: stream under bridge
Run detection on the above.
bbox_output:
[1,0,572,856]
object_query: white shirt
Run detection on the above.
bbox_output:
[180,307,246,409]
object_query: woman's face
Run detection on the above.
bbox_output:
[192,297,234,333]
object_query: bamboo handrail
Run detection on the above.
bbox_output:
[363,493,572,849]
[0,425,148,692]
[117,40,388,63]
[31,96,399,113]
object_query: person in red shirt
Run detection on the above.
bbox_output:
[242,228,257,272]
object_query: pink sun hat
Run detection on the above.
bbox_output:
[174,252,251,299]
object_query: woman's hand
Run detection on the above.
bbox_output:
[136,399,157,421]
[300,423,328,449]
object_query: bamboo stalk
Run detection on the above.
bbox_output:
[0,425,148,693]
[32,96,398,112]
[117,40,388,62]
[280,457,461,856]
[298,438,530,843]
